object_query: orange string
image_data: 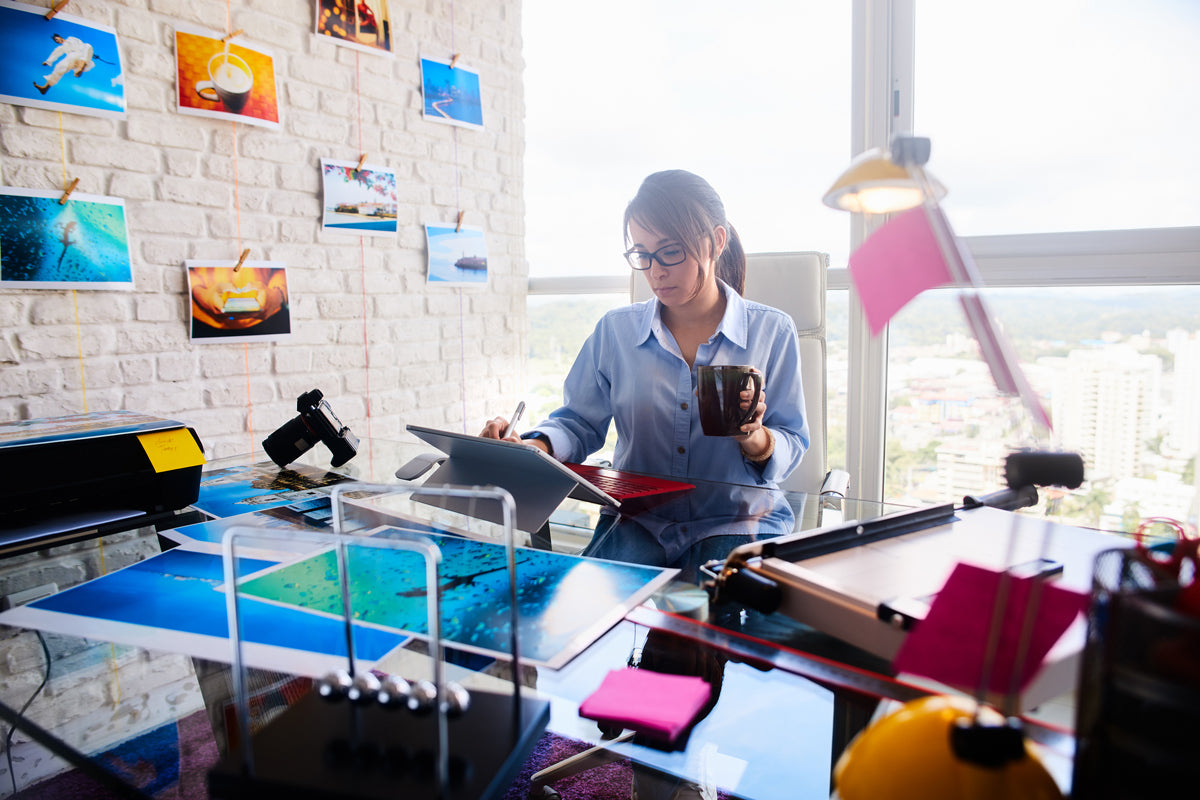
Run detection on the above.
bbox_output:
[356,51,372,449]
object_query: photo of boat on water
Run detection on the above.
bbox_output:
[425,223,488,285]
[320,158,397,236]
[420,56,483,129]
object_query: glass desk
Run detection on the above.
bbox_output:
[0,436,1081,799]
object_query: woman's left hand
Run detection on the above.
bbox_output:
[734,375,771,457]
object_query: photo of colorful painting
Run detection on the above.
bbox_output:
[186,260,291,343]
[320,159,398,236]
[0,187,132,289]
[425,223,488,285]
[0,0,126,118]
[175,24,280,129]
[420,56,483,129]
[314,0,392,56]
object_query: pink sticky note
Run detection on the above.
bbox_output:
[579,667,712,742]
[892,562,1089,696]
[849,206,953,335]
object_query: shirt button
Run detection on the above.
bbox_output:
[677,446,686,454]
[680,402,688,410]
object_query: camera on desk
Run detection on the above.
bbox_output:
[263,389,358,468]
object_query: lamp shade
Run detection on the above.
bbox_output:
[822,147,946,214]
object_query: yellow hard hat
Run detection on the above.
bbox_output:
[833,695,1063,800]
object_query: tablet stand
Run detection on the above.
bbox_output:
[207,482,550,800]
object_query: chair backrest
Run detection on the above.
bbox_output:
[630,251,831,493]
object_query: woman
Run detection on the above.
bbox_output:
[481,170,808,567]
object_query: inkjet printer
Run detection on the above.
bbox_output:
[0,411,206,552]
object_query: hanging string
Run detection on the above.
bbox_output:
[355,52,373,451]
[56,111,89,412]
[449,0,468,431]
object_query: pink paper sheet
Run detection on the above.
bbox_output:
[578,667,713,742]
[848,206,953,335]
[892,562,1089,696]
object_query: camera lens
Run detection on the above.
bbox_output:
[262,414,318,467]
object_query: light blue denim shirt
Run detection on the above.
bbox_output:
[525,281,809,489]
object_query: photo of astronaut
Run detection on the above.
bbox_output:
[0,0,125,118]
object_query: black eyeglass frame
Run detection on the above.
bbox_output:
[623,243,689,271]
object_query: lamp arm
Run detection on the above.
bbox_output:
[907,164,1054,435]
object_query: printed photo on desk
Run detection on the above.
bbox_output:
[425,222,488,285]
[186,260,291,343]
[0,543,410,677]
[0,0,126,119]
[192,461,355,519]
[236,527,677,668]
[0,187,132,289]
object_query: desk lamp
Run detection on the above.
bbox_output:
[824,135,1065,800]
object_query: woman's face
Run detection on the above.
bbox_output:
[628,219,725,310]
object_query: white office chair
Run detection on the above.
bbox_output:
[630,251,848,497]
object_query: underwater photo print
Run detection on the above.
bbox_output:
[186,260,291,343]
[236,529,676,667]
[0,187,132,289]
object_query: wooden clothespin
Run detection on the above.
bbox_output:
[233,248,251,272]
[221,29,244,43]
[449,53,460,70]
[355,153,368,173]
[45,0,69,20]
[455,211,465,232]
[58,177,79,205]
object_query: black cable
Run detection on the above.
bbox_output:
[5,630,51,796]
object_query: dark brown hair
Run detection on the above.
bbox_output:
[623,170,746,295]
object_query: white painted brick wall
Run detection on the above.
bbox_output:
[0,0,528,461]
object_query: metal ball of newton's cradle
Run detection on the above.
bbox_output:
[375,674,412,710]
[317,669,354,702]
[346,671,382,705]
[407,679,439,715]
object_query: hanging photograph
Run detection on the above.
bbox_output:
[425,223,488,285]
[0,187,132,290]
[319,158,398,237]
[174,24,280,130]
[420,56,483,129]
[186,260,291,343]
[314,0,393,56]
[0,0,126,119]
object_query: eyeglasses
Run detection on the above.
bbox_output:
[624,243,688,271]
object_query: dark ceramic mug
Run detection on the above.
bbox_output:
[697,365,763,436]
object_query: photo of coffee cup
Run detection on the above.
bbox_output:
[194,51,253,114]
[697,365,764,437]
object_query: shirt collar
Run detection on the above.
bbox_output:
[635,279,748,347]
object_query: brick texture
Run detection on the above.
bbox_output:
[0,0,528,460]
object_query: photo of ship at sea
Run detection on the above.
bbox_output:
[425,223,489,285]
[320,158,398,236]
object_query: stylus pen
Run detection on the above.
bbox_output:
[503,401,525,438]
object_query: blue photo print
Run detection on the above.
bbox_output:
[0,187,133,289]
[0,0,126,119]
[420,56,483,129]
[425,223,488,285]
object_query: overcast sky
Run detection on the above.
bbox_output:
[521,0,1199,278]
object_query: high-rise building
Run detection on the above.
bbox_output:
[1050,346,1161,482]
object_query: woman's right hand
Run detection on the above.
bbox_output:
[479,416,517,441]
